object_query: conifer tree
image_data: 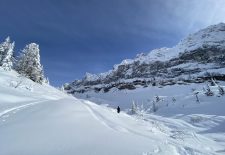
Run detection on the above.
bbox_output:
[131,101,137,114]
[0,37,15,71]
[17,43,45,84]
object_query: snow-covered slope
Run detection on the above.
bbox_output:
[3,97,225,155]
[1,69,225,154]
[73,80,225,155]
[65,23,225,94]
[0,67,66,112]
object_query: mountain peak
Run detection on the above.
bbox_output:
[177,22,225,52]
[65,23,225,93]
[112,23,225,67]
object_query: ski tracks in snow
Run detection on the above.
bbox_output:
[82,100,161,139]
[0,100,48,122]
[81,100,221,155]
[82,100,130,133]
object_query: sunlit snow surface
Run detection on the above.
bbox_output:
[1,67,225,155]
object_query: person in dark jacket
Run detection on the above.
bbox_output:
[117,106,120,113]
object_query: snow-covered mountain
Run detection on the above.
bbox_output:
[65,23,225,94]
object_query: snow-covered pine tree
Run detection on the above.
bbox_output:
[0,37,15,71]
[131,100,138,114]
[17,43,45,84]
[152,100,157,112]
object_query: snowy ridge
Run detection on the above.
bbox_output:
[116,22,225,66]
[82,23,225,81]
[66,23,225,94]
[177,23,225,52]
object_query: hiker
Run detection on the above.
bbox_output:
[117,106,120,113]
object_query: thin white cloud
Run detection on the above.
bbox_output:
[166,0,225,34]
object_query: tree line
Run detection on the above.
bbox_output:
[0,36,46,84]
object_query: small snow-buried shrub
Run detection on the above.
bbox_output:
[150,96,162,112]
[205,85,214,96]
[172,97,176,103]
[9,75,33,91]
[194,92,200,103]
[210,78,217,86]
[218,86,225,96]
[151,101,158,112]
[155,95,160,102]
[190,116,205,124]
[10,80,23,88]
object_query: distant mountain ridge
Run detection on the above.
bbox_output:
[65,23,225,94]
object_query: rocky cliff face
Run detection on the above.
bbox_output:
[65,23,225,94]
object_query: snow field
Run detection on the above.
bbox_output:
[1,68,225,154]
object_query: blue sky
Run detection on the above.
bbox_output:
[0,0,225,86]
